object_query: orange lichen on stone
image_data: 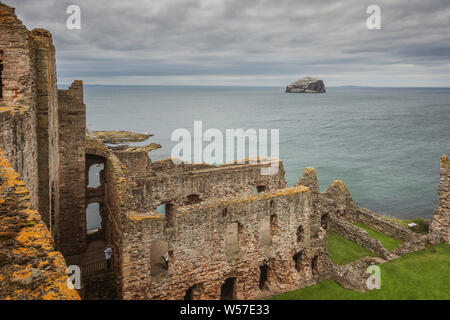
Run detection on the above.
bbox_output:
[329,180,349,192]
[441,154,450,168]
[0,148,80,300]
[174,185,311,217]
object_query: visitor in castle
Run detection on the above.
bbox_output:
[105,245,112,270]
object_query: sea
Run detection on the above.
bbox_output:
[78,85,450,223]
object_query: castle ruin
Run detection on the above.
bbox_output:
[0,2,449,300]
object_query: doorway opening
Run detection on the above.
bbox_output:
[220,278,236,300]
[259,265,268,289]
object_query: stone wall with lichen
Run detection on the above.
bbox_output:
[121,185,333,300]
[0,148,79,300]
[0,2,39,210]
[86,134,136,298]
[429,155,450,244]
[128,159,287,211]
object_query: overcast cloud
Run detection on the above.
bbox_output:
[6,0,450,86]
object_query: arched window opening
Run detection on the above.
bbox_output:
[184,286,194,300]
[296,225,304,243]
[150,240,169,277]
[222,208,228,218]
[165,203,174,227]
[88,163,104,188]
[256,185,266,193]
[156,203,175,227]
[321,213,329,229]
[184,284,202,300]
[220,278,236,300]
[86,202,102,235]
[259,265,269,290]
[186,194,201,205]
[293,251,303,272]
[156,204,166,214]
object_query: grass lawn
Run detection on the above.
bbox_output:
[327,230,376,265]
[271,243,450,300]
[382,216,429,234]
[354,222,403,251]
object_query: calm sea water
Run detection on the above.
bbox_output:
[81,85,450,220]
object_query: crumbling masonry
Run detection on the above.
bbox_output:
[0,2,449,300]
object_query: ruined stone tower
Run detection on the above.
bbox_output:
[0,2,86,256]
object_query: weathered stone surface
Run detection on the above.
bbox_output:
[332,256,386,292]
[121,185,334,300]
[354,206,413,242]
[429,155,450,244]
[285,76,326,93]
[0,1,39,210]
[329,217,395,260]
[92,131,153,144]
[0,1,445,301]
[295,167,319,193]
[56,81,87,256]
[128,158,288,212]
[0,149,79,300]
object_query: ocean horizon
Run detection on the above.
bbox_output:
[81,85,450,223]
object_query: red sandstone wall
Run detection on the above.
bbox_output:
[121,186,332,300]
[31,28,59,228]
[0,148,80,300]
[56,81,86,256]
[129,160,287,211]
[86,135,135,298]
[0,3,39,210]
[430,155,450,244]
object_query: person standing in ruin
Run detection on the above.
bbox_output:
[105,244,112,270]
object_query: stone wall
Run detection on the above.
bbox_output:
[128,159,287,211]
[0,3,39,210]
[121,186,333,300]
[55,81,86,256]
[31,28,58,227]
[429,155,450,244]
[354,206,413,241]
[329,217,394,260]
[0,148,79,300]
[332,256,385,292]
[114,149,153,176]
[86,135,135,298]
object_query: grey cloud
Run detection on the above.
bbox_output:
[5,0,450,86]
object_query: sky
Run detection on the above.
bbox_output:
[6,0,450,87]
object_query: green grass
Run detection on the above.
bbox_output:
[271,243,450,300]
[382,216,429,234]
[354,222,403,251]
[327,230,376,265]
